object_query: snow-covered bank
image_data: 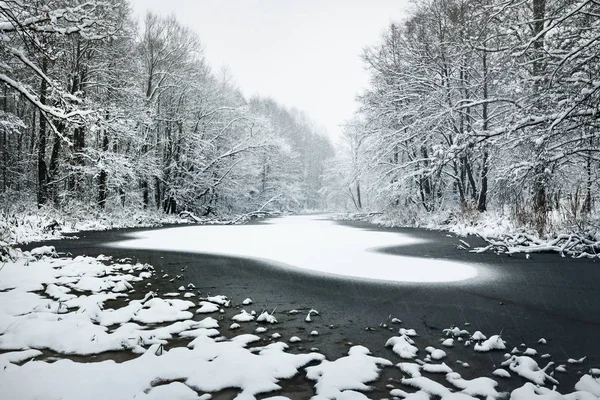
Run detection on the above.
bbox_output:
[1,245,599,399]
[0,205,193,245]
[342,211,600,259]
[0,203,273,245]
[109,215,480,283]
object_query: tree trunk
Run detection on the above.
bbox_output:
[98,114,109,209]
[37,59,48,207]
[477,50,490,212]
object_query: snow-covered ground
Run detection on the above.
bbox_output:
[0,206,195,245]
[109,215,481,283]
[1,246,599,399]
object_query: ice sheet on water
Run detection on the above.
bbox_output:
[110,215,479,283]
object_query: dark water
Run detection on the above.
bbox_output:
[21,217,600,397]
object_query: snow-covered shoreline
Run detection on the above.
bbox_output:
[1,245,599,399]
[339,212,600,259]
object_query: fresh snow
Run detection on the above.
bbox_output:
[305,346,392,399]
[110,215,479,283]
[1,244,599,400]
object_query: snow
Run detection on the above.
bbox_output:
[471,331,486,341]
[111,215,480,283]
[305,308,320,322]
[575,375,600,396]
[524,347,538,356]
[398,362,422,377]
[257,311,278,323]
[400,328,418,337]
[1,240,599,400]
[305,346,392,399]
[422,362,453,374]
[30,245,56,256]
[386,335,419,359]
[196,301,220,314]
[242,298,253,305]
[425,346,446,360]
[501,355,558,385]
[493,369,511,378]
[474,335,506,352]
[232,310,255,322]
[445,372,500,399]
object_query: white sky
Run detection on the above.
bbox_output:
[128,0,410,140]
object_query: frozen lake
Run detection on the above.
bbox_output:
[110,214,479,283]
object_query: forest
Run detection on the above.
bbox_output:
[326,0,600,236]
[0,0,333,233]
[1,0,599,239]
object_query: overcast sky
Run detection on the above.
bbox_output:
[128,0,410,140]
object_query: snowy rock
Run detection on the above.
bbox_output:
[386,335,418,359]
[523,348,538,356]
[242,298,253,305]
[422,362,452,374]
[501,355,558,385]
[441,338,454,347]
[232,310,255,322]
[230,323,241,330]
[575,375,600,396]
[568,356,586,364]
[425,346,446,360]
[305,309,319,322]
[196,301,220,314]
[399,328,417,336]
[256,311,277,324]
[289,336,301,343]
[30,246,56,257]
[305,346,391,399]
[492,369,511,378]
[474,335,505,352]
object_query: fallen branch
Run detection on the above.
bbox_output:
[472,232,600,258]
[227,194,282,225]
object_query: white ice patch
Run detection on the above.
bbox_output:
[110,215,479,283]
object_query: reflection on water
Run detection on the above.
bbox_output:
[110,215,479,283]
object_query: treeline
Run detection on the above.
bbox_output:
[326,0,600,233]
[0,0,332,219]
